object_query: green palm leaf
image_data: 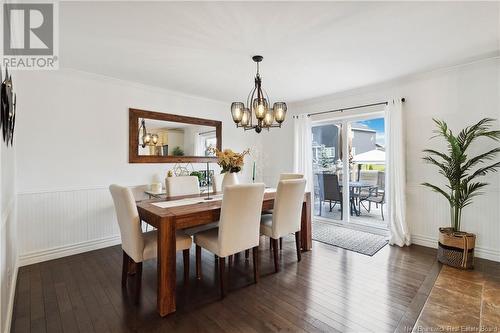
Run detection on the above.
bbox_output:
[422,118,500,231]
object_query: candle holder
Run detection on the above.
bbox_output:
[204,162,214,201]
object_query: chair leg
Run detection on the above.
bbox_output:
[135,262,143,304]
[195,245,202,280]
[245,249,249,260]
[272,238,279,273]
[252,246,259,283]
[295,231,302,262]
[219,257,226,298]
[279,237,283,250]
[122,250,129,287]
[228,255,233,266]
[340,201,343,220]
[319,200,322,216]
[127,258,136,275]
[183,249,190,282]
[381,203,384,221]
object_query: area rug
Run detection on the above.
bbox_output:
[312,221,388,256]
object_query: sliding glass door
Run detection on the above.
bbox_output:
[312,113,387,229]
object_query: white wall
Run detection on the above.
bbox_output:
[0,128,18,333]
[14,69,262,265]
[262,57,500,261]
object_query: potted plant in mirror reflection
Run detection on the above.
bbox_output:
[210,147,250,190]
[422,118,500,269]
[172,146,184,156]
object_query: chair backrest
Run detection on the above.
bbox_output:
[218,183,265,257]
[378,171,385,189]
[317,173,342,201]
[279,173,304,180]
[165,176,200,197]
[272,179,307,238]
[211,173,224,193]
[359,170,379,186]
[109,184,144,262]
[130,184,150,201]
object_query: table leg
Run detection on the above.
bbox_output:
[157,217,177,316]
[301,192,312,251]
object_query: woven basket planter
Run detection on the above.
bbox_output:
[437,227,475,270]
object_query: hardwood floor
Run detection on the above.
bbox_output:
[11,238,440,333]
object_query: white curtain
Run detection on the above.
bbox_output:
[293,114,313,193]
[386,98,411,246]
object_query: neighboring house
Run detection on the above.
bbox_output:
[312,122,378,168]
[351,122,377,156]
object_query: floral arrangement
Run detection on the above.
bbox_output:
[210,148,250,173]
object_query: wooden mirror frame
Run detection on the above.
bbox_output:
[129,108,222,163]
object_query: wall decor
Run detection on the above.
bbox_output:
[129,108,221,163]
[1,66,16,146]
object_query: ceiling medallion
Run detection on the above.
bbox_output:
[231,55,287,133]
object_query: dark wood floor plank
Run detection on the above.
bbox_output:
[12,238,446,333]
[58,257,95,333]
[12,267,31,333]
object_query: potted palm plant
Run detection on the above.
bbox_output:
[422,118,500,269]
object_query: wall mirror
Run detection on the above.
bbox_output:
[129,108,222,163]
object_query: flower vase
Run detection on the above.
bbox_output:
[221,172,239,191]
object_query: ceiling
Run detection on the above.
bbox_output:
[60,2,499,103]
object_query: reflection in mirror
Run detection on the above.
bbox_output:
[138,119,217,157]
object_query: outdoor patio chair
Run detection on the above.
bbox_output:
[363,191,385,220]
[317,173,343,219]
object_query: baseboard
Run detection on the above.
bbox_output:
[18,235,122,267]
[412,234,500,262]
[4,259,18,333]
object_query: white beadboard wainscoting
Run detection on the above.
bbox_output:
[17,187,120,266]
[408,184,500,262]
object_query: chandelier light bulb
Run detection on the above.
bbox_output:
[240,108,250,127]
[273,102,287,124]
[151,134,159,145]
[253,98,268,120]
[231,102,244,123]
[143,133,152,146]
[263,110,274,127]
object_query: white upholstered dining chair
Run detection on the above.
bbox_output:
[211,173,224,193]
[260,178,306,272]
[279,173,304,180]
[165,176,200,197]
[262,173,304,237]
[109,184,192,303]
[193,183,265,297]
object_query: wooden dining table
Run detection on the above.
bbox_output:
[136,190,312,317]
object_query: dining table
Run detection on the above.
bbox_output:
[340,181,377,216]
[136,189,312,317]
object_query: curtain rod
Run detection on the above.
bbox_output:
[300,98,406,118]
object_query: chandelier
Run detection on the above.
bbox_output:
[231,55,287,133]
[138,118,159,147]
